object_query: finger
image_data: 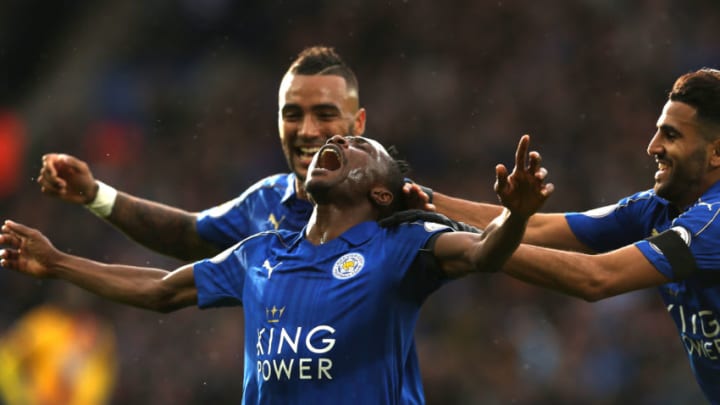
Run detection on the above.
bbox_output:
[0,233,21,248]
[534,167,548,181]
[402,182,413,194]
[3,220,33,238]
[495,164,509,192]
[514,135,530,171]
[0,256,18,270]
[0,248,18,261]
[38,164,67,190]
[37,174,65,193]
[57,154,84,171]
[542,183,555,197]
[528,151,542,173]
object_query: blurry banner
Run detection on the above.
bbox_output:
[0,305,117,405]
[0,111,25,198]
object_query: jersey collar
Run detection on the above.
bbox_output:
[280,173,298,204]
[292,221,379,248]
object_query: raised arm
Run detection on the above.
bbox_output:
[0,220,198,312]
[37,154,220,260]
[433,135,553,277]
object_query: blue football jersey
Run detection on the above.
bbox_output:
[565,182,720,402]
[196,173,313,250]
[193,220,452,405]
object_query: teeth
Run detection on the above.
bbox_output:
[658,162,668,170]
[299,147,320,156]
[321,149,340,158]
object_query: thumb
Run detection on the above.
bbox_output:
[494,164,509,193]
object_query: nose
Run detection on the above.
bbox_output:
[646,130,663,157]
[299,115,321,138]
[327,134,347,146]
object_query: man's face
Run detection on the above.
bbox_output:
[305,135,390,204]
[647,100,715,207]
[278,74,366,184]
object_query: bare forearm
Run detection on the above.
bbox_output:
[471,210,528,272]
[502,244,603,299]
[434,192,591,252]
[51,252,192,312]
[433,192,503,229]
[108,192,220,260]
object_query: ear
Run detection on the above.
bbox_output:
[370,185,394,207]
[710,139,720,168]
[353,108,367,135]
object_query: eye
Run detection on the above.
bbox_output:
[282,107,302,122]
[313,107,342,121]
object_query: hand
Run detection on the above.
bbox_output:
[494,135,554,218]
[0,220,60,278]
[37,154,98,204]
[401,181,436,211]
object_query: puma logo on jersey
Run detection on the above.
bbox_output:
[268,213,286,230]
[263,259,282,279]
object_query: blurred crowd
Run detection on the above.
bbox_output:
[1,0,718,403]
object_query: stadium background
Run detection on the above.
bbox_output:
[0,0,718,403]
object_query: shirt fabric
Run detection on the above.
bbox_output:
[196,173,313,250]
[194,220,451,405]
[565,182,720,403]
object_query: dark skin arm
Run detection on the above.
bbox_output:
[432,135,554,277]
[0,220,198,312]
[37,154,221,260]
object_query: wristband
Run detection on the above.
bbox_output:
[84,181,118,218]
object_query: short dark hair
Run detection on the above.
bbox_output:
[287,46,359,97]
[669,68,720,133]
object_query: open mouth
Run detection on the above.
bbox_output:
[316,146,342,171]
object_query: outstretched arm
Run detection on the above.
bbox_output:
[433,135,553,277]
[37,154,221,261]
[503,243,670,301]
[0,220,197,312]
[431,192,586,251]
[400,169,591,253]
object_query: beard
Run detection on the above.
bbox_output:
[655,146,707,206]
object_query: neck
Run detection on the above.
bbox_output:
[295,178,309,200]
[305,204,377,245]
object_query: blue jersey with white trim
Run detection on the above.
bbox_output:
[193,220,452,405]
[196,173,313,250]
[565,182,720,403]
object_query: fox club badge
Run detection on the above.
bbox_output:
[332,253,365,279]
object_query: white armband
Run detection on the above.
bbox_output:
[84,181,118,218]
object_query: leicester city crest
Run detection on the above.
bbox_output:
[332,253,365,279]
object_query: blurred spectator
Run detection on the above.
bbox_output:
[0,289,117,405]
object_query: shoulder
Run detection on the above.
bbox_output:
[241,173,294,196]
[677,200,720,237]
[573,189,664,219]
[383,220,453,246]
